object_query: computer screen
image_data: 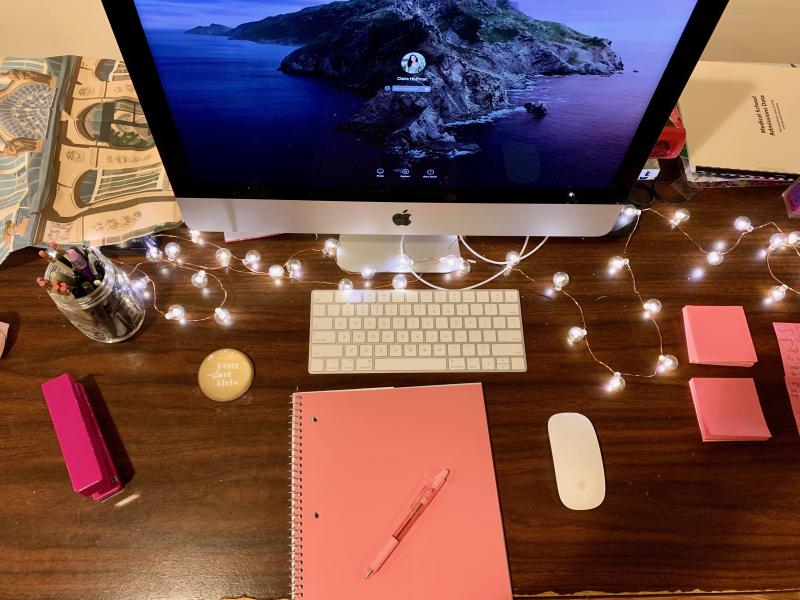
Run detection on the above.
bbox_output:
[133,0,698,192]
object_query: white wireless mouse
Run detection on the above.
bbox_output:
[547,413,606,510]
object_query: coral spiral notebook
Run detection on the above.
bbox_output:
[290,383,511,600]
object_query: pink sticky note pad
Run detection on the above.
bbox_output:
[785,377,800,435]
[689,378,771,442]
[773,323,800,378]
[683,306,757,366]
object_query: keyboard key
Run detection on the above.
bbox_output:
[374,358,448,371]
[359,345,373,357]
[334,317,348,330]
[325,359,339,372]
[337,331,351,344]
[483,330,497,343]
[381,331,395,343]
[499,304,519,316]
[312,317,332,330]
[342,305,355,317]
[310,359,324,373]
[470,304,484,316]
[389,344,402,357]
[435,317,448,330]
[434,344,446,357]
[356,304,369,316]
[448,291,461,303]
[349,317,362,330]
[334,291,349,303]
[498,330,522,342]
[385,304,398,316]
[467,358,481,370]
[485,304,498,316]
[464,317,478,329]
[375,344,388,357]
[312,331,336,344]
[341,358,355,371]
[364,317,377,330]
[397,331,410,343]
[403,344,417,357]
[367,331,380,343]
[463,291,476,303]
[399,305,412,316]
[434,291,447,303]
[353,331,366,343]
[312,345,343,358]
[391,291,405,303]
[312,305,326,316]
[413,304,426,316]
[476,291,490,303]
[370,304,384,316]
[492,317,507,329]
[468,330,482,343]
[512,357,526,370]
[411,331,424,343]
[448,344,461,356]
[492,344,525,356]
[420,291,433,303]
[477,344,490,356]
[478,317,492,329]
[419,344,432,356]
[421,317,434,330]
[363,291,376,303]
[378,318,391,330]
[456,304,469,316]
[378,291,391,302]
[406,291,419,303]
[442,303,455,315]
[505,290,519,303]
[448,357,466,370]
[407,317,420,329]
[356,358,373,371]
[497,357,511,370]
[427,304,441,316]
[327,304,341,316]
[440,331,453,343]
[491,291,504,303]
[314,291,334,303]
[463,344,476,356]
[481,357,496,370]
[425,330,439,343]
[454,331,467,343]
[345,345,358,357]
[507,316,521,330]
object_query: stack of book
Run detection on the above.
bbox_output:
[678,61,799,190]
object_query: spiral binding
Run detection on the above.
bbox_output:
[290,394,304,599]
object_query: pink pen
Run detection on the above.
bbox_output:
[364,468,449,579]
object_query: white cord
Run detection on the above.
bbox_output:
[400,235,548,291]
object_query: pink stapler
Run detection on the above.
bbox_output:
[41,373,123,501]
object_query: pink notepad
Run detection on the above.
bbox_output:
[683,306,757,366]
[290,384,512,600]
[689,378,771,442]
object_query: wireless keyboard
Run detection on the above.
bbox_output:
[308,289,527,373]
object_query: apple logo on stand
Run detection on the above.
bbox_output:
[393,210,412,226]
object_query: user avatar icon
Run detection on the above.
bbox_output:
[401,52,426,74]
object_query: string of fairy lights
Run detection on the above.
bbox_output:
[119,205,800,393]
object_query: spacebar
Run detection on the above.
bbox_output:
[373,358,448,372]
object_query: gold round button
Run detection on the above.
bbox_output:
[198,348,254,402]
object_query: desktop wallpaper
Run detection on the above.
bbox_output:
[135,0,698,190]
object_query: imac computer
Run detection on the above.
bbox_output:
[102,0,727,272]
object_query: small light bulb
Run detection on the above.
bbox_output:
[770,233,787,250]
[191,269,208,288]
[213,307,232,326]
[714,241,727,252]
[690,267,705,281]
[360,265,376,280]
[268,264,284,279]
[456,258,471,274]
[215,248,232,267]
[670,209,690,227]
[769,284,789,302]
[788,231,800,246]
[164,242,181,260]
[505,251,521,267]
[323,238,339,257]
[146,246,163,261]
[132,276,149,292]
[244,250,261,267]
[439,254,458,267]
[567,326,587,345]
[608,255,629,275]
[338,278,353,291]
[622,204,641,218]
[552,272,570,291]
[733,216,753,232]
[606,372,626,393]
[642,298,662,318]
[392,273,408,290]
[286,258,302,276]
[657,354,678,373]
[166,304,185,321]
[189,230,201,243]
[706,251,724,266]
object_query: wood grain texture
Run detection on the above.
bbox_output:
[1,186,800,600]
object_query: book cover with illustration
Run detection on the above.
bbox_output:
[0,56,180,265]
[680,61,800,177]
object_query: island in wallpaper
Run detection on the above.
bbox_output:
[136,0,697,188]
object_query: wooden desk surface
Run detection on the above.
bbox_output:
[2,188,800,600]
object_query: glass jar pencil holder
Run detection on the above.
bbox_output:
[45,248,145,343]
